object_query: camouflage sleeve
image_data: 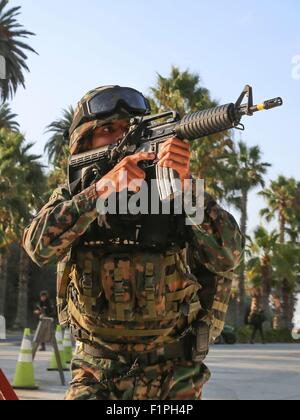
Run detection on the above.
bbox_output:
[23,184,99,267]
[186,180,245,275]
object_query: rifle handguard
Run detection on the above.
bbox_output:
[176,103,237,140]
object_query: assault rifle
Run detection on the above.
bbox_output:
[68,85,283,201]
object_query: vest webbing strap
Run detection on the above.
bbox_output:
[145,263,156,319]
[68,299,175,337]
[216,271,235,281]
[114,267,126,322]
[166,284,198,302]
[213,319,225,331]
[189,301,202,314]
[212,301,229,313]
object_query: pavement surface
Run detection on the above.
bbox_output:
[0,338,299,400]
[203,344,300,400]
[0,337,70,400]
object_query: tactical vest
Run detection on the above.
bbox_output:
[57,192,233,351]
[69,247,203,349]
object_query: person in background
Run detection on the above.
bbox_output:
[248,299,267,344]
[34,290,55,351]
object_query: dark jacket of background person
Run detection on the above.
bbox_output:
[34,296,55,319]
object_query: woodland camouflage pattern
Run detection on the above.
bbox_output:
[65,345,211,400]
[23,160,244,400]
[23,183,243,272]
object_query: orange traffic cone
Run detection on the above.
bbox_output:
[0,370,19,400]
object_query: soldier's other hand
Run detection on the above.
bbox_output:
[96,152,155,200]
[157,138,191,182]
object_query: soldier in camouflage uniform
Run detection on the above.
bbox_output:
[23,86,244,400]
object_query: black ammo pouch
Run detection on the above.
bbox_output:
[191,321,210,363]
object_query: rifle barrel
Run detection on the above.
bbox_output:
[249,97,283,114]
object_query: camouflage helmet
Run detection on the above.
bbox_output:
[69,85,150,155]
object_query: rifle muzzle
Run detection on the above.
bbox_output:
[251,97,283,113]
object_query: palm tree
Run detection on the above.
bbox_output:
[150,66,214,115]
[0,103,19,131]
[284,181,300,243]
[47,153,69,190]
[44,106,74,166]
[149,66,233,199]
[0,130,28,249]
[246,227,279,318]
[44,106,74,188]
[0,128,45,323]
[225,141,271,324]
[259,176,298,244]
[17,140,46,211]
[0,248,7,316]
[190,134,233,199]
[260,177,300,329]
[226,142,271,238]
[272,243,300,329]
[0,0,38,101]
[13,139,46,329]
[0,129,23,315]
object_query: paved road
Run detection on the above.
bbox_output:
[204,344,300,400]
[0,341,70,400]
[0,341,299,400]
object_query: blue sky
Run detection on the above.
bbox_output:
[7,0,300,236]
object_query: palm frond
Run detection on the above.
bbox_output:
[0,0,38,101]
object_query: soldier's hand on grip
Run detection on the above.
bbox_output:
[158,138,191,182]
[96,152,155,200]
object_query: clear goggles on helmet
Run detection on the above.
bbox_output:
[70,87,151,135]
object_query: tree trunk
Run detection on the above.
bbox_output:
[237,190,248,326]
[281,278,292,330]
[261,258,272,326]
[272,294,282,330]
[0,252,8,316]
[13,246,30,329]
[278,212,292,329]
[226,296,238,326]
[279,212,285,244]
[251,290,262,309]
[289,293,297,328]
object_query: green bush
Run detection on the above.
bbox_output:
[236,326,296,343]
[236,326,252,343]
[265,329,296,343]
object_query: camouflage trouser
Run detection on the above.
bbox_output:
[65,349,211,401]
